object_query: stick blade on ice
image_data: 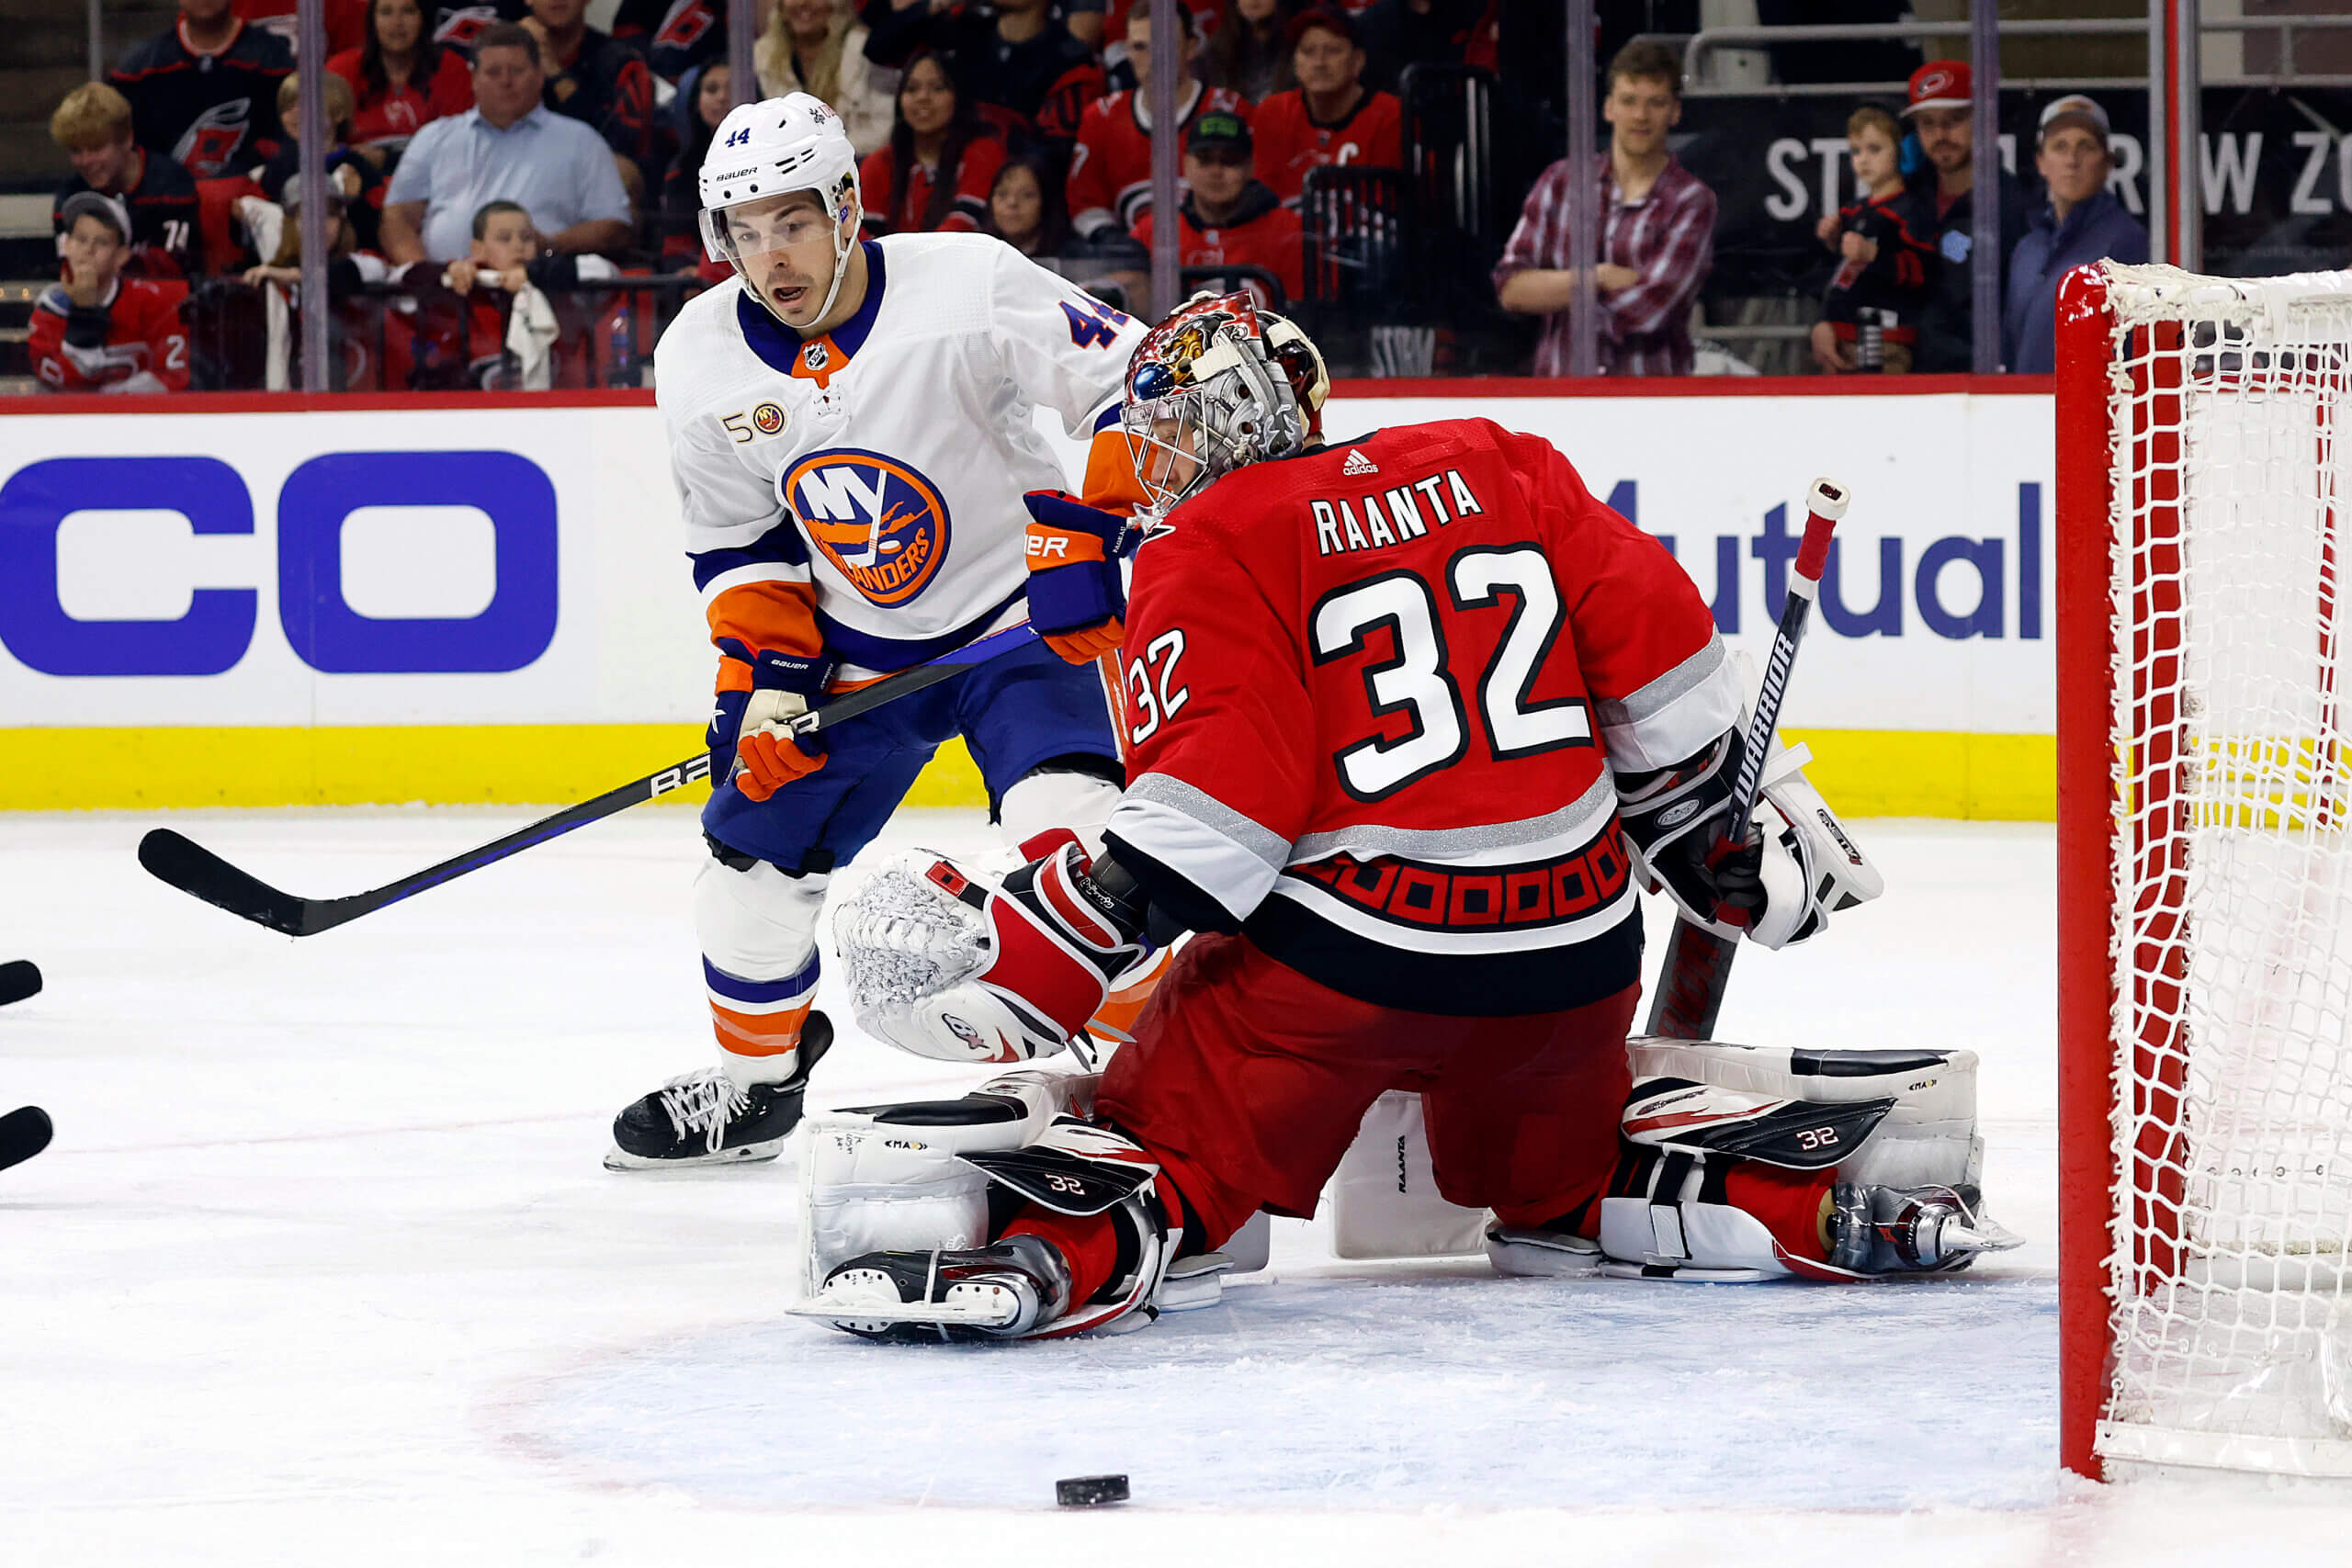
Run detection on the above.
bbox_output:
[0,961,39,1008]
[138,829,315,936]
[0,1106,51,1172]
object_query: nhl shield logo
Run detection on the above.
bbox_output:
[802,342,830,374]
[783,447,952,606]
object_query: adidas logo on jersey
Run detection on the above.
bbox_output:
[1341,449,1378,476]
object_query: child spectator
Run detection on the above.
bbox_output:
[327,0,474,156]
[755,0,893,156]
[411,198,614,389]
[255,73,388,255]
[1203,0,1300,102]
[50,83,200,280]
[1494,39,1715,378]
[1069,3,1250,237]
[110,0,295,178]
[30,193,191,394]
[860,51,1005,235]
[237,183,393,389]
[1249,6,1399,208]
[1130,108,1303,305]
[1809,104,1937,375]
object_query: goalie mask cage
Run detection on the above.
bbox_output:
[2060,261,2352,1481]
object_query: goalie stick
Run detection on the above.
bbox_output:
[138,624,1044,938]
[1644,478,1849,1041]
[0,961,40,1009]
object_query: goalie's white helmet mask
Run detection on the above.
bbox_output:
[1121,291,1331,513]
[699,92,863,330]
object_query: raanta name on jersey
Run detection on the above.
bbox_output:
[1309,458,1487,558]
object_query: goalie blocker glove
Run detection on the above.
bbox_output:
[1616,728,1883,948]
[836,833,1150,1064]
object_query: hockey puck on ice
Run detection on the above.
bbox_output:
[1055,1474,1128,1507]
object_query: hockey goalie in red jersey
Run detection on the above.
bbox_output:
[803,294,2019,1342]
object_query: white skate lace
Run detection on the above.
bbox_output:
[834,860,988,1013]
[657,1066,751,1155]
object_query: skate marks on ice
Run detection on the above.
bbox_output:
[507,1266,2057,1511]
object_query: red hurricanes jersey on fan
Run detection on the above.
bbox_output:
[1130,198,1304,306]
[28,277,191,393]
[1249,88,1403,207]
[1068,85,1251,235]
[1104,417,1742,1016]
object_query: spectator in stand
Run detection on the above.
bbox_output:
[985,151,1151,308]
[1099,0,1223,88]
[1069,3,1250,238]
[1809,104,1938,375]
[1204,0,1300,102]
[1250,6,1398,208]
[525,0,659,182]
[756,0,893,156]
[1493,40,1716,378]
[50,83,200,279]
[2002,95,2148,375]
[860,51,1005,234]
[110,0,295,179]
[379,24,634,264]
[616,0,724,85]
[1893,61,2034,375]
[660,61,733,267]
[255,73,388,254]
[1131,108,1303,305]
[327,0,474,158]
[30,192,191,394]
[867,0,1103,166]
[1355,0,1482,96]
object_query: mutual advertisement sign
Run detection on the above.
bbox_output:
[0,390,2056,812]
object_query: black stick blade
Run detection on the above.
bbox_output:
[0,1105,51,1172]
[0,961,39,1008]
[139,829,316,935]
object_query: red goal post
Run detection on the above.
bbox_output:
[2059,260,2352,1482]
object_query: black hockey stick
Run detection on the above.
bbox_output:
[0,1106,52,1172]
[138,624,1042,938]
[0,961,40,1008]
[1645,479,1848,1041]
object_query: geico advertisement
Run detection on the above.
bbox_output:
[1318,390,2057,736]
[0,406,707,728]
[0,393,2054,736]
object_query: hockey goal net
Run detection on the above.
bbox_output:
[2060,261,2352,1480]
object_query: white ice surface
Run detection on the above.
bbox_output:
[1,807,2346,1564]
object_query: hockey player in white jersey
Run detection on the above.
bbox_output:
[607,93,1155,1169]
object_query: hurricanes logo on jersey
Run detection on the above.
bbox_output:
[783,447,952,606]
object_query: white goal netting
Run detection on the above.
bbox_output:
[2098,263,2352,1477]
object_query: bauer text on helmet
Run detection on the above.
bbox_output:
[700,93,864,330]
[1121,291,1329,513]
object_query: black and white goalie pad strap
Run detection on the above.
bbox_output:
[1599,1039,1992,1281]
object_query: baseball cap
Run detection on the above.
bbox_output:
[1902,61,1971,117]
[1286,6,1357,50]
[2038,93,2111,144]
[57,189,130,242]
[1188,109,1251,157]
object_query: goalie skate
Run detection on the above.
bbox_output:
[605,1013,834,1170]
[1828,1182,2024,1274]
[792,1234,1072,1343]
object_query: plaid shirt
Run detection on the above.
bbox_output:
[1494,153,1717,377]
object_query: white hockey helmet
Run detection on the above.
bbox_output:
[1121,291,1330,513]
[699,92,863,326]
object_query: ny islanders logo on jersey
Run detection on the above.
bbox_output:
[783,447,952,606]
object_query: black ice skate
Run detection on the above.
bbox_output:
[795,1234,1074,1343]
[605,1012,833,1171]
[1827,1181,2023,1274]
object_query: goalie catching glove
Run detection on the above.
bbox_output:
[1615,728,1882,948]
[834,832,1148,1063]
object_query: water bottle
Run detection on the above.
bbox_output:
[1857,308,1887,374]
[606,299,635,388]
